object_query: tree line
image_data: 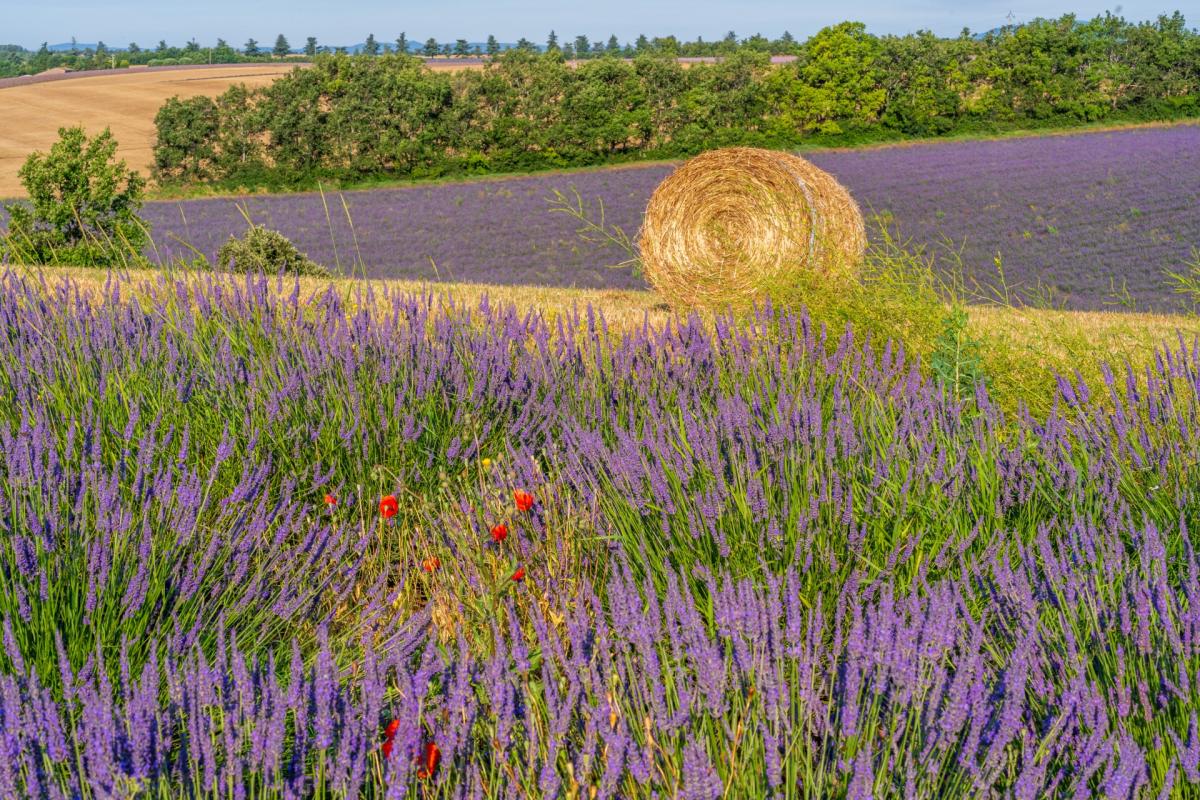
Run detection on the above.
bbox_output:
[0,27,806,77]
[151,13,1200,189]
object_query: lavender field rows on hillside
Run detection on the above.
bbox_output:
[132,124,1199,310]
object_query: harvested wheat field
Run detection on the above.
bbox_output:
[0,65,300,197]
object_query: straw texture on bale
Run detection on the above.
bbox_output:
[639,147,866,309]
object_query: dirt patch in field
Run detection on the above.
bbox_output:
[0,65,299,198]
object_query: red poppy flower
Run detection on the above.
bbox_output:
[511,566,525,582]
[490,523,508,543]
[422,557,441,573]
[323,493,337,506]
[381,719,399,757]
[416,742,441,779]
[513,489,534,512]
[379,495,399,519]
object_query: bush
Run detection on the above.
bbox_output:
[216,224,331,276]
[1,126,149,267]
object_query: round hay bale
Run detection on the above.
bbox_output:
[639,147,866,309]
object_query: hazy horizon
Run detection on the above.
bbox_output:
[1,1,1187,50]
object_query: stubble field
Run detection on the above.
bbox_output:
[0,64,298,197]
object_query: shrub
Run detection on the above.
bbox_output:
[1,126,149,267]
[216,224,331,276]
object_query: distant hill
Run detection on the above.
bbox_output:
[47,42,100,52]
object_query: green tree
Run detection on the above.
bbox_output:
[395,32,408,53]
[486,35,500,56]
[153,95,219,179]
[606,35,621,54]
[244,39,260,56]
[765,21,885,134]
[214,39,236,61]
[454,39,470,56]
[547,30,559,51]
[364,34,379,56]
[422,38,439,57]
[878,30,969,134]
[574,35,590,59]
[2,127,148,266]
[127,42,141,55]
[305,37,318,57]
[651,36,679,55]
[273,34,290,57]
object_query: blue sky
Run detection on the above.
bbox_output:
[1,0,1183,48]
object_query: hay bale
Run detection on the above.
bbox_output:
[639,147,866,309]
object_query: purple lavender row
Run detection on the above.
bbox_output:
[133,124,1200,310]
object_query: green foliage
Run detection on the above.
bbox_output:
[2,126,149,266]
[151,13,1200,190]
[930,306,989,401]
[766,22,886,135]
[153,96,219,180]
[215,223,331,276]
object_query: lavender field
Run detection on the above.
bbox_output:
[141,124,1200,310]
[3,269,1200,796]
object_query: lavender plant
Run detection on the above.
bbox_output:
[1,268,1199,796]
[111,123,1200,311]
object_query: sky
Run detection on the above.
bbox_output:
[0,0,1183,49]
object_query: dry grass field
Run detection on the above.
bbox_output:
[0,65,299,198]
